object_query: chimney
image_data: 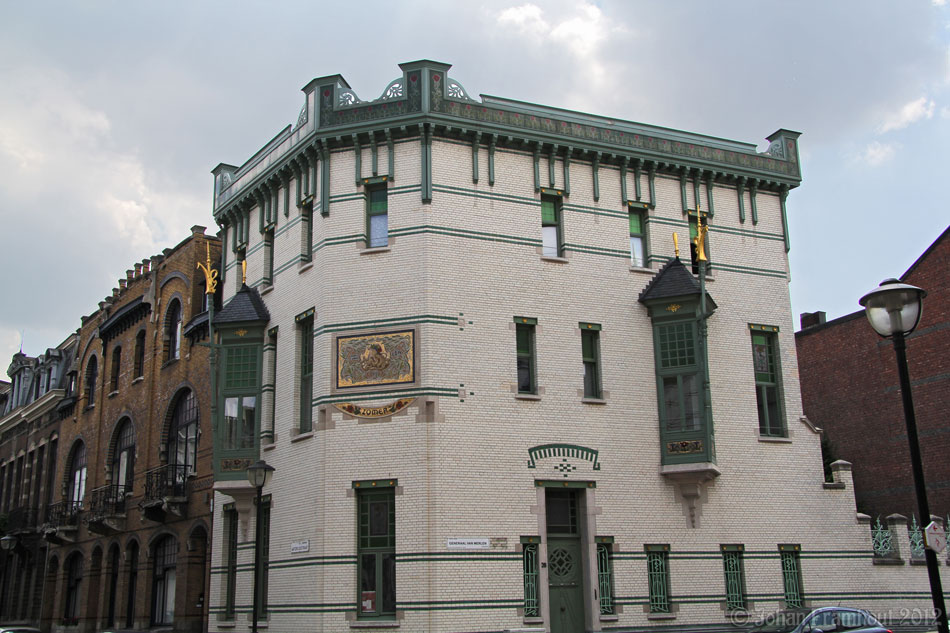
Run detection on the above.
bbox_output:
[142,259,151,273]
[800,311,827,330]
[134,263,142,277]
[191,225,207,237]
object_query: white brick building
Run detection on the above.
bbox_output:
[207,60,946,633]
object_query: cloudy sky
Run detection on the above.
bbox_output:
[1,1,948,374]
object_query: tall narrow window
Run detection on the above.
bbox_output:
[110,345,122,392]
[222,345,258,450]
[779,545,804,608]
[366,186,388,248]
[629,208,645,267]
[169,390,199,483]
[298,315,314,433]
[84,355,98,408]
[656,322,702,432]
[301,202,314,262]
[358,486,396,619]
[721,545,746,611]
[63,553,83,625]
[223,504,238,620]
[540,195,562,257]
[515,318,537,395]
[645,545,671,614]
[112,419,135,508]
[151,536,177,625]
[67,441,87,511]
[596,540,615,615]
[107,545,120,628]
[580,324,602,399]
[126,541,139,629]
[751,326,784,437]
[263,228,275,286]
[521,538,540,617]
[134,330,146,378]
[255,496,271,617]
[165,300,182,362]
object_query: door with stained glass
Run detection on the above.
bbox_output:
[546,489,585,633]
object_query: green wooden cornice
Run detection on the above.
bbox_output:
[213,60,801,222]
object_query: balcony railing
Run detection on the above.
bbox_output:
[87,484,128,516]
[144,464,189,503]
[45,501,82,528]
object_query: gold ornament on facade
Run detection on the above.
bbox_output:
[360,342,391,370]
[196,242,218,295]
[693,203,708,263]
[673,232,680,258]
[241,259,247,285]
[666,304,681,313]
[235,328,247,337]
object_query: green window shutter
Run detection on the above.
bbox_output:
[629,210,643,235]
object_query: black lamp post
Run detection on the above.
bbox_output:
[859,278,948,633]
[246,460,274,633]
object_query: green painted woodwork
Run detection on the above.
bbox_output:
[779,545,804,607]
[578,322,601,331]
[299,316,314,433]
[532,147,540,192]
[522,542,540,617]
[705,176,715,217]
[488,135,496,186]
[371,137,378,177]
[386,130,394,180]
[516,321,537,394]
[780,185,790,252]
[548,537,584,633]
[357,488,396,619]
[548,147,556,188]
[591,154,600,201]
[751,327,785,437]
[528,445,601,472]
[679,170,688,213]
[648,166,657,207]
[581,328,602,399]
[737,178,747,223]
[750,181,759,225]
[562,148,571,194]
[224,505,238,619]
[471,132,480,183]
[534,480,597,488]
[645,545,671,613]
[353,479,398,489]
[319,141,330,217]
[620,158,628,204]
[693,177,701,214]
[721,545,746,610]
[597,542,615,615]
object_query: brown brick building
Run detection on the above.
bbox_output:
[796,226,950,522]
[41,226,220,633]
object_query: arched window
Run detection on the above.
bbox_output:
[110,345,122,392]
[134,330,146,378]
[67,441,87,511]
[165,301,182,362]
[151,536,177,626]
[112,419,135,505]
[168,390,198,479]
[85,355,98,407]
[63,553,83,625]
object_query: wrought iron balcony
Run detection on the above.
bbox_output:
[44,500,82,528]
[87,484,128,516]
[144,463,189,504]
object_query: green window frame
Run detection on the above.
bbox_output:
[540,194,563,257]
[515,318,538,394]
[779,545,804,608]
[223,503,238,620]
[629,208,646,267]
[301,201,313,262]
[580,323,602,399]
[751,326,785,437]
[645,544,671,613]
[521,537,540,618]
[596,539,615,615]
[263,228,274,285]
[366,185,388,248]
[721,545,746,611]
[358,487,396,619]
[255,495,271,616]
[222,345,260,450]
[298,314,314,433]
[656,322,702,432]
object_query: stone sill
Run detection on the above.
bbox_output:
[540,255,568,264]
[647,612,677,620]
[872,557,905,565]
[260,284,274,296]
[261,442,276,452]
[630,265,653,274]
[360,246,391,255]
[514,394,542,401]
[132,376,144,385]
[161,358,179,370]
[291,430,314,443]
[822,482,846,489]
[350,621,398,629]
[298,260,313,274]
[758,435,792,444]
[581,397,607,405]
[108,390,118,399]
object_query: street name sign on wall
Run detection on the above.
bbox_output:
[447,538,490,549]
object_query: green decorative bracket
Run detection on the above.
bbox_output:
[353,134,362,185]
[488,135,497,186]
[472,132,481,184]
[527,443,601,471]
[371,132,379,177]
[353,478,398,489]
[421,124,432,203]
[562,147,571,195]
[282,174,291,217]
[736,177,746,223]
[692,176,701,214]
[648,166,657,208]
[779,185,790,252]
[592,153,600,202]
[255,190,265,234]
[620,157,628,204]
[633,159,642,202]
[532,146,540,192]
[679,168,689,213]
[548,146,557,188]
[386,130,394,180]
[705,174,715,218]
[319,141,330,217]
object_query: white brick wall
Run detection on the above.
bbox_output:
[209,137,944,633]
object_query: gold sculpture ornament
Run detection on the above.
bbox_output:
[196,243,218,295]
[673,232,680,258]
[693,203,708,263]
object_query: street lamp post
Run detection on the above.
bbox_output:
[246,460,274,633]
[860,278,948,633]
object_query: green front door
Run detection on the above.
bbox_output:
[548,537,584,633]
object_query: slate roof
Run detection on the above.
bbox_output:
[213,284,270,325]
[638,257,717,311]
